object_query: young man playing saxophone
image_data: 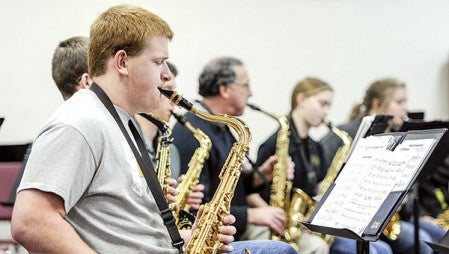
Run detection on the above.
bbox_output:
[11,5,237,253]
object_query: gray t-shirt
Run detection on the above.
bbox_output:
[18,89,178,254]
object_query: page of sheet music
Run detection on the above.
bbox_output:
[334,135,396,185]
[311,135,420,235]
[391,138,435,191]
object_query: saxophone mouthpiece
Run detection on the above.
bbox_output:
[171,110,187,126]
[247,102,279,120]
[247,103,262,111]
[158,87,193,111]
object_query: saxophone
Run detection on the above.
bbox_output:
[247,103,301,250]
[317,120,352,195]
[171,111,212,230]
[435,210,449,229]
[139,113,172,195]
[159,88,251,254]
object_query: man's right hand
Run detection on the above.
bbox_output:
[247,206,287,236]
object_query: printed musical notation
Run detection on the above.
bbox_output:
[311,135,435,236]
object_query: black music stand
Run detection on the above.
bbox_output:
[399,121,449,254]
[303,129,446,254]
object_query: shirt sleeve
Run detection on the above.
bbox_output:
[18,124,96,213]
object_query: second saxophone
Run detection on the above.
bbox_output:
[159,88,252,254]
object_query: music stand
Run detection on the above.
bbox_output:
[399,120,449,254]
[303,128,446,254]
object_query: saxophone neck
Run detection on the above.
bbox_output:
[325,120,352,145]
[247,102,280,121]
[161,88,251,145]
[139,113,172,138]
[172,110,211,145]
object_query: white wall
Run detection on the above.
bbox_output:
[1,0,448,159]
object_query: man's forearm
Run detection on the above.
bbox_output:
[12,190,96,254]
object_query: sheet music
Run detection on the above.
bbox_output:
[392,138,435,191]
[311,135,433,236]
[312,148,403,234]
[335,135,396,185]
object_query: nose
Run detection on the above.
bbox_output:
[323,105,331,116]
[161,64,172,82]
[248,87,253,97]
[161,72,172,82]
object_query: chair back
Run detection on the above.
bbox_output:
[0,162,23,220]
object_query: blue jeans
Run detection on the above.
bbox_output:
[413,217,446,243]
[330,237,392,254]
[231,240,297,254]
[382,220,433,254]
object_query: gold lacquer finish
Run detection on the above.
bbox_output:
[247,103,300,250]
[160,88,251,254]
[139,113,173,195]
[317,121,352,195]
[435,209,449,229]
[383,213,402,241]
[171,112,212,230]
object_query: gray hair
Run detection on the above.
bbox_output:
[198,57,243,97]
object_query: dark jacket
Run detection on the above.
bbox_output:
[256,117,328,199]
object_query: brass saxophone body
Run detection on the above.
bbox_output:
[317,121,352,195]
[247,103,300,250]
[435,210,449,229]
[139,113,173,195]
[383,213,402,241]
[171,111,212,229]
[159,88,251,254]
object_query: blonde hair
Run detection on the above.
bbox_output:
[290,77,333,113]
[89,4,173,77]
[349,78,406,121]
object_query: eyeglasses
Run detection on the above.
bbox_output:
[231,80,251,89]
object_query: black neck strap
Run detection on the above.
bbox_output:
[90,83,184,252]
[289,117,317,190]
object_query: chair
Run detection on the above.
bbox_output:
[0,162,23,252]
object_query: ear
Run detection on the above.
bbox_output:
[295,93,306,106]
[371,98,381,112]
[218,84,231,99]
[78,73,91,89]
[114,50,129,76]
[73,73,91,92]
